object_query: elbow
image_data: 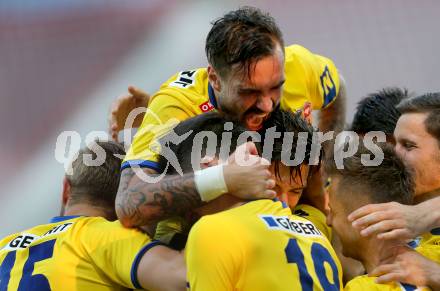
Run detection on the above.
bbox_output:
[115,190,156,228]
[115,203,135,228]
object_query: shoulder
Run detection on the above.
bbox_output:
[82,218,148,238]
[152,68,208,102]
[294,204,332,241]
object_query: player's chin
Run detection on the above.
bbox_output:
[244,114,267,131]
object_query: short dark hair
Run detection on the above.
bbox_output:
[205,6,284,78]
[66,141,125,218]
[157,112,248,174]
[351,87,411,135]
[158,109,316,186]
[325,142,414,205]
[260,108,317,183]
[397,92,440,146]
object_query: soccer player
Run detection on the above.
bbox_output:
[349,93,440,244]
[350,87,412,143]
[331,87,413,282]
[115,6,346,229]
[0,141,185,291]
[153,110,342,290]
[325,142,437,290]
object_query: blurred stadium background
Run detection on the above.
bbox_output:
[1,0,439,237]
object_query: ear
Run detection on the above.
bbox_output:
[207,65,221,92]
[62,177,71,206]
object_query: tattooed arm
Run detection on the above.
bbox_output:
[115,143,276,228]
[115,167,202,228]
[319,74,347,134]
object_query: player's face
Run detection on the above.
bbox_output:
[217,44,285,131]
[326,177,365,260]
[270,163,309,208]
[394,113,440,196]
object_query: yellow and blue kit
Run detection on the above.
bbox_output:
[185,199,343,291]
[343,228,440,291]
[122,44,340,171]
[0,216,161,290]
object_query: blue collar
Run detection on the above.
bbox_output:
[208,83,218,109]
[272,198,288,209]
[49,215,81,223]
[431,227,440,235]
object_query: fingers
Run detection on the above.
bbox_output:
[111,125,119,142]
[352,212,386,230]
[370,263,398,277]
[266,178,275,189]
[375,272,403,284]
[128,85,149,100]
[359,219,402,237]
[261,190,277,199]
[109,104,121,141]
[377,229,410,240]
[371,264,404,284]
[348,203,389,222]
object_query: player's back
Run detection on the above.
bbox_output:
[186,199,343,291]
[0,216,151,291]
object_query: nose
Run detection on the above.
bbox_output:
[256,95,273,113]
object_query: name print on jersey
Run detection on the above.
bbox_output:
[260,215,323,237]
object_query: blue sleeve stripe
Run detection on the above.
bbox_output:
[130,240,166,289]
[49,215,81,223]
[121,160,162,172]
[400,283,417,291]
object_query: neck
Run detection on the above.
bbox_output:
[359,238,401,273]
[415,188,440,204]
[63,203,109,219]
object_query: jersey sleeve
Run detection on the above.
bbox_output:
[185,215,244,291]
[282,45,340,111]
[122,93,192,171]
[82,220,155,289]
[294,204,332,241]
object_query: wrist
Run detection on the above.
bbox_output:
[419,200,440,232]
[194,165,228,202]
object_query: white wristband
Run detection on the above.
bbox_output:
[194,164,228,202]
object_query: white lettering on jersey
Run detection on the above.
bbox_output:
[260,215,323,237]
[2,233,39,251]
[169,70,197,89]
[1,223,73,251]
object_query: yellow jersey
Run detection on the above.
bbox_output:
[415,228,440,263]
[294,203,333,242]
[344,275,429,291]
[0,216,158,291]
[122,44,340,171]
[185,199,343,291]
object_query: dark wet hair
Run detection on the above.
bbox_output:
[205,6,284,78]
